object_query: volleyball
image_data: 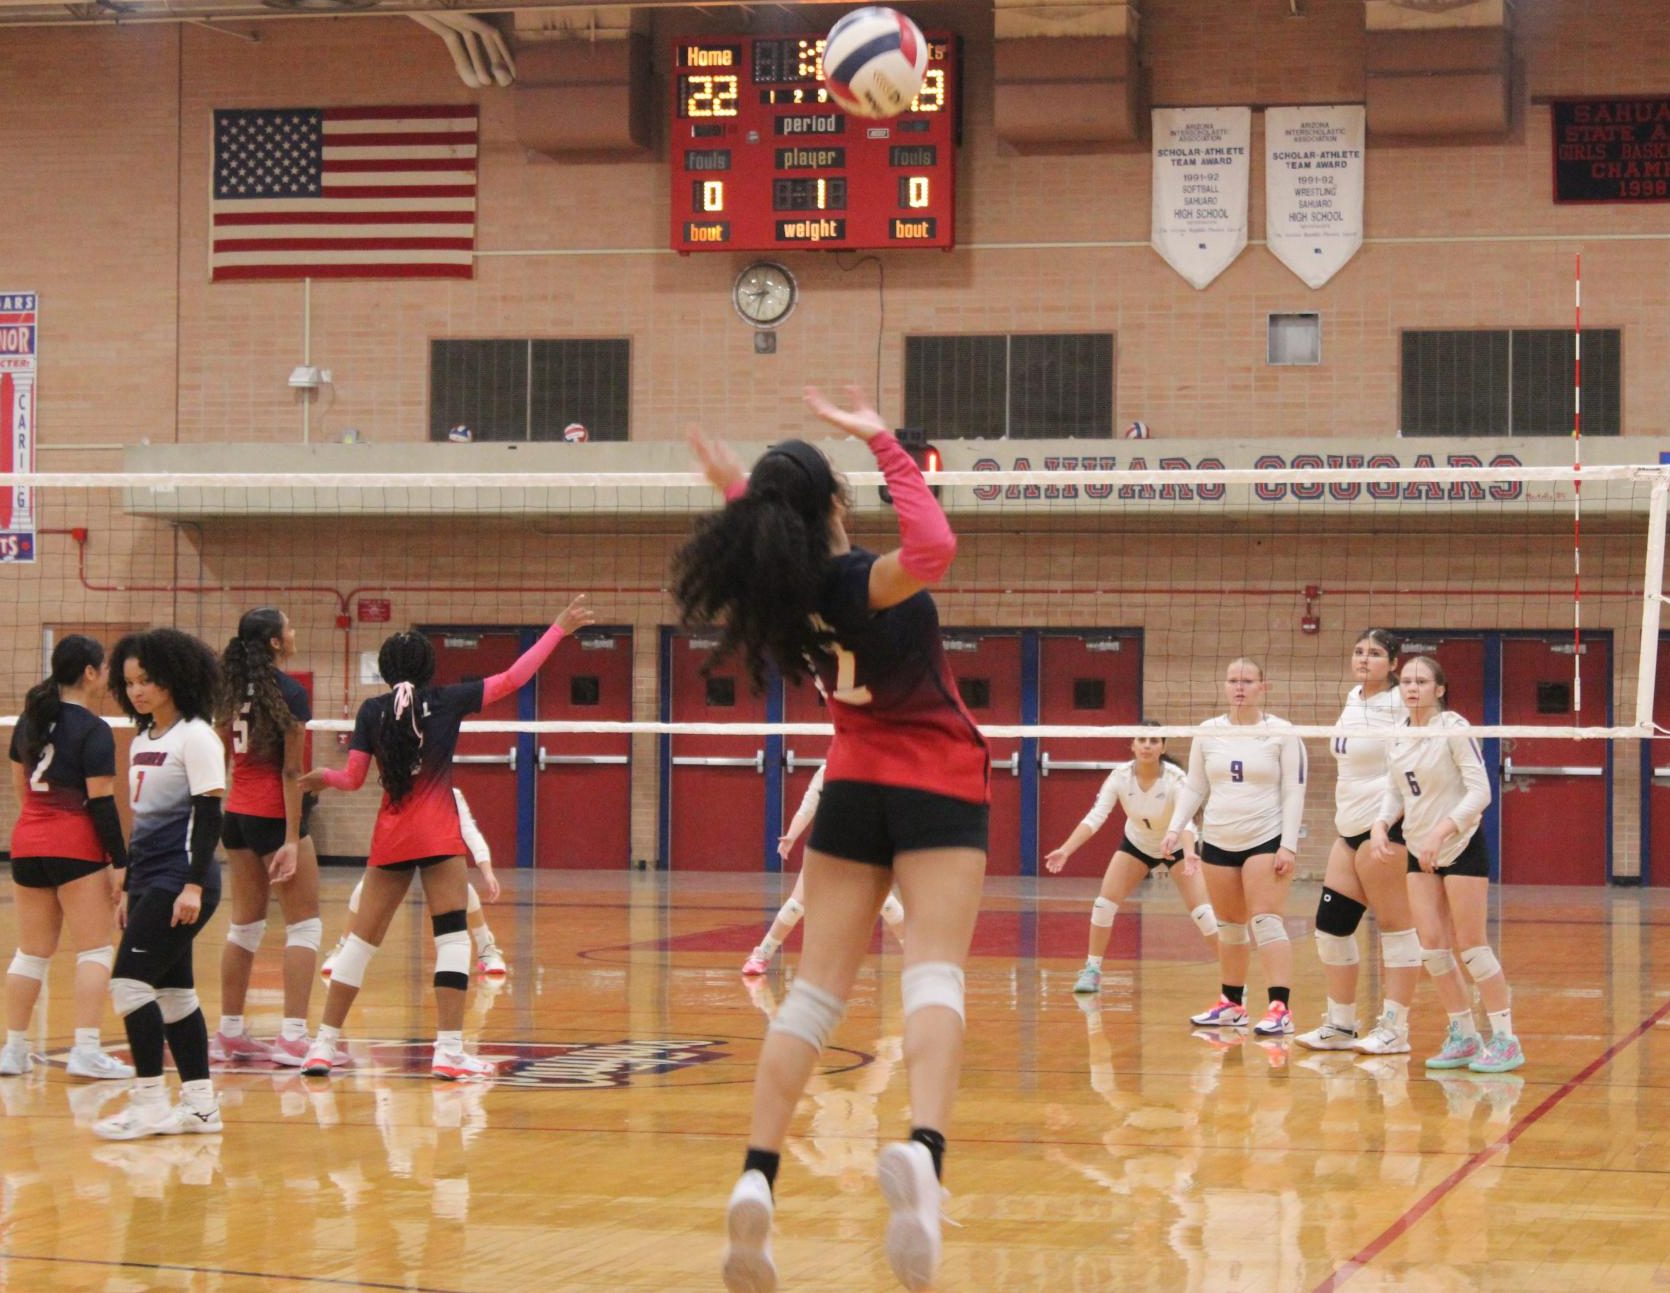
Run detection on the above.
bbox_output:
[1125,420,1151,440]
[821,7,929,120]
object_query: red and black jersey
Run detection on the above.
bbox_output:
[350,680,482,866]
[8,703,117,863]
[226,672,311,819]
[812,548,989,805]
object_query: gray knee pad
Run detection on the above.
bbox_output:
[1461,945,1502,982]
[768,979,846,1051]
[77,945,116,972]
[1217,921,1249,946]
[1423,948,1456,978]
[157,987,201,1025]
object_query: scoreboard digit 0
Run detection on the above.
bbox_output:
[671,33,958,253]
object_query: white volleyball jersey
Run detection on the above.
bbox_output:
[127,717,226,892]
[1080,761,1190,857]
[1380,711,1491,869]
[1169,715,1307,852]
[1330,686,1409,836]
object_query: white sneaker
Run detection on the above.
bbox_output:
[1296,1020,1359,1051]
[1355,1024,1412,1055]
[475,942,508,976]
[432,1049,497,1081]
[300,1037,338,1078]
[174,1095,224,1135]
[0,1039,33,1076]
[878,1141,943,1292]
[93,1097,182,1141]
[66,1047,137,1080]
[721,1169,777,1293]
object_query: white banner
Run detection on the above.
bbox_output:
[0,290,37,564]
[1265,106,1365,288]
[1150,107,1251,290]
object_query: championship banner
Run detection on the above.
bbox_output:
[0,291,37,564]
[1150,107,1251,290]
[1265,106,1365,289]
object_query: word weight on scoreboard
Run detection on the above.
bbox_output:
[671,33,958,253]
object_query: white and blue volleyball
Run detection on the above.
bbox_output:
[821,8,928,119]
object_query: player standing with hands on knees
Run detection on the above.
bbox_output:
[680,387,988,1293]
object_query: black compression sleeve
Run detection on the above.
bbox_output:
[86,795,128,869]
[187,795,223,888]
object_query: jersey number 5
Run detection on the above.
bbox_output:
[27,744,56,793]
[232,705,251,755]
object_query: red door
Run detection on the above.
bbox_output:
[1499,636,1610,885]
[534,630,632,868]
[943,632,1022,875]
[429,631,521,868]
[1649,639,1670,886]
[1036,633,1143,860]
[1394,633,1488,719]
[781,677,833,872]
[667,631,768,870]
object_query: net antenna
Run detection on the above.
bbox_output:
[1573,251,1583,716]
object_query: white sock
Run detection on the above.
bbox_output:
[1327,999,1356,1030]
[1085,955,1103,970]
[1487,1007,1513,1038]
[472,924,494,953]
[1381,1001,1410,1032]
[74,1028,100,1052]
[5,1029,26,1048]
[758,935,781,960]
[1449,1010,1480,1038]
[281,1017,308,1042]
[133,1075,167,1104]
[435,1030,463,1053]
[317,1023,342,1047]
[180,1078,216,1107]
[220,1015,245,1038]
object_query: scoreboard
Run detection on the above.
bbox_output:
[670,33,959,253]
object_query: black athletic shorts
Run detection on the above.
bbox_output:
[1341,818,1406,852]
[114,883,221,989]
[221,809,311,858]
[1118,836,1185,870]
[10,856,109,889]
[1409,830,1491,879]
[808,780,989,869]
[1200,836,1285,869]
[378,854,456,873]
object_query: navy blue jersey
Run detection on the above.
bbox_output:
[9,703,117,862]
[227,671,311,818]
[349,680,482,865]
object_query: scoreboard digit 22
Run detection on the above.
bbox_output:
[670,33,958,253]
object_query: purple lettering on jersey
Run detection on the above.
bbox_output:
[131,751,169,767]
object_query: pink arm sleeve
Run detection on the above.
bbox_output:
[723,478,747,502]
[483,619,568,706]
[319,749,371,792]
[871,432,956,582]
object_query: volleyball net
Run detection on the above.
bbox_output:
[0,461,1664,746]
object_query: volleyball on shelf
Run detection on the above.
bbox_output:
[821,7,929,119]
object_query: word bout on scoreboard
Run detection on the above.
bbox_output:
[670,33,959,253]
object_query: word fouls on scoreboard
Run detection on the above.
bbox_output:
[671,34,958,253]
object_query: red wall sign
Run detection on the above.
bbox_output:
[357,598,392,623]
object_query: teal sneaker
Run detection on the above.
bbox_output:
[1468,1033,1525,1074]
[1425,1021,1483,1069]
[1072,963,1102,994]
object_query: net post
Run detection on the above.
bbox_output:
[1635,473,1669,732]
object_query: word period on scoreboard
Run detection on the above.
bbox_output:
[670,33,959,253]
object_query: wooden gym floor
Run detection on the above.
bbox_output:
[0,867,1667,1292]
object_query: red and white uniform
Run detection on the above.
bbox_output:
[225,672,310,819]
[8,704,115,862]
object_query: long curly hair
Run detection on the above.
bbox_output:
[374,630,436,804]
[19,634,105,765]
[109,628,223,730]
[671,441,849,690]
[217,607,297,762]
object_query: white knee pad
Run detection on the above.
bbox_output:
[1423,948,1456,978]
[466,884,482,914]
[77,945,116,972]
[1381,928,1423,970]
[434,930,471,984]
[285,917,323,953]
[778,896,805,929]
[768,979,846,1051]
[1217,921,1249,946]
[109,977,158,1018]
[1090,897,1118,929]
[1190,904,1219,938]
[880,893,905,927]
[1461,945,1502,983]
[157,987,201,1025]
[1315,930,1359,967]
[8,952,50,982]
[901,961,966,1024]
[226,920,267,954]
[330,934,378,989]
[1251,913,1289,947]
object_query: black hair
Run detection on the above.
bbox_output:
[671,441,851,690]
[110,628,223,731]
[218,606,296,762]
[1400,654,1450,711]
[1136,718,1184,769]
[374,630,437,804]
[1355,628,1401,664]
[19,635,105,765]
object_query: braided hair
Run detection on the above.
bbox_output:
[374,630,436,804]
[19,635,105,766]
[218,607,297,762]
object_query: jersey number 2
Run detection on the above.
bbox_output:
[27,744,55,793]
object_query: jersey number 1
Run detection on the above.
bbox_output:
[829,644,873,705]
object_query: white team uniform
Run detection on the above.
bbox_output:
[1079,761,1191,860]
[1168,715,1306,853]
[1378,712,1491,869]
[1331,686,1409,837]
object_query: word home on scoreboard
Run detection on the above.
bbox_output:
[670,33,958,253]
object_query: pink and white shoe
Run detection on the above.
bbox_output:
[271,1035,351,1070]
[300,1037,340,1078]
[740,950,771,977]
[475,943,508,977]
[210,1031,273,1065]
[432,1049,497,1082]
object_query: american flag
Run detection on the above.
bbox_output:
[210,105,477,282]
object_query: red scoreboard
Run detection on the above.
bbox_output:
[670,33,959,253]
